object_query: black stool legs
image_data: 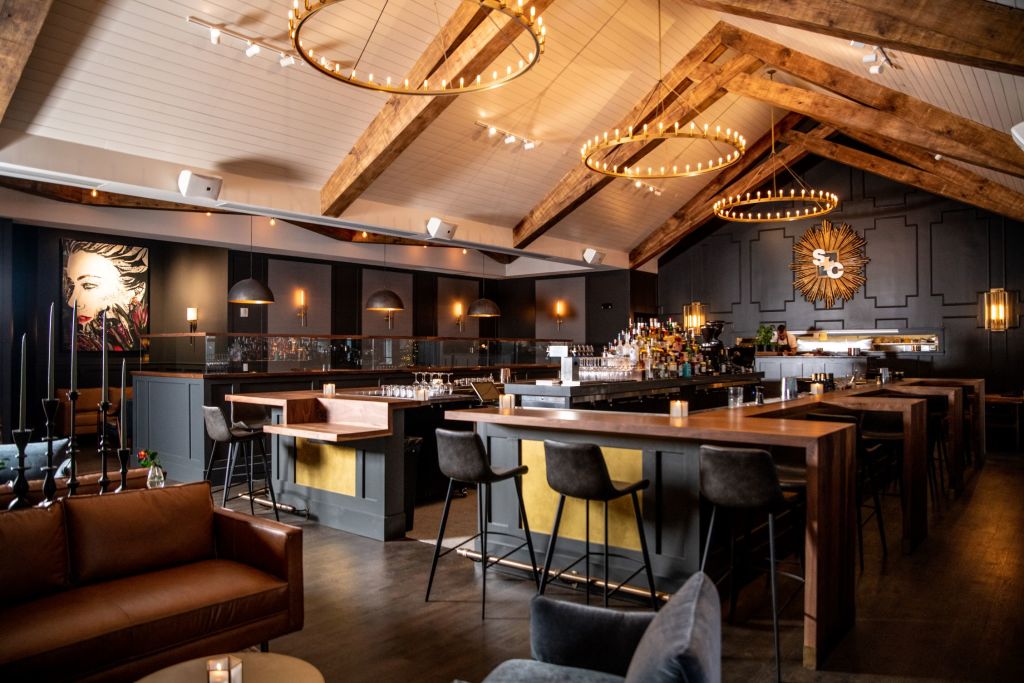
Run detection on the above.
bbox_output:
[538,492,658,610]
[425,474,538,619]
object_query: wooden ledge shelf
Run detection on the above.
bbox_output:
[263,422,392,443]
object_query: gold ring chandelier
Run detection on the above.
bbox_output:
[713,70,838,223]
[581,122,747,179]
[713,188,839,223]
[581,0,745,180]
[287,0,547,96]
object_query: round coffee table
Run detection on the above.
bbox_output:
[138,652,324,683]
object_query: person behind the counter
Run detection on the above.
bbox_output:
[776,324,799,354]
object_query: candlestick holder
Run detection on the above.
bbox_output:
[97,399,112,493]
[65,389,81,496]
[115,448,131,492]
[39,398,60,505]
[7,428,33,510]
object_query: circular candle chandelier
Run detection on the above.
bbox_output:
[581,0,746,180]
[287,0,548,96]
[713,71,838,223]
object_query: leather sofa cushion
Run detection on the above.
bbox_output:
[0,558,287,680]
[65,482,215,583]
[0,503,68,606]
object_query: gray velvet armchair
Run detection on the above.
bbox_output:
[483,572,721,683]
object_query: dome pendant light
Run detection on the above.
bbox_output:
[365,246,405,329]
[228,217,275,304]
[468,252,501,318]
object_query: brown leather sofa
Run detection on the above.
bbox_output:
[0,467,149,508]
[0,482,303,682]
[57,387,131,438]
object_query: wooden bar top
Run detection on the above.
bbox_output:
[445,405,853,447]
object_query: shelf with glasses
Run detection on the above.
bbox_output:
[139,333,569,375]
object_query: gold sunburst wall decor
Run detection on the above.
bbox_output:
[792,220,869,308]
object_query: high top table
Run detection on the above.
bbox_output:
[447,402,857,670]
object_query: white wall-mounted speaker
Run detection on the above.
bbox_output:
[425,216,458,240]
[177,170,223,200]
[1012,121,1024,152]
[582,248,606,265]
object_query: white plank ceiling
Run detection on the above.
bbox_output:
[3,0,1022,258]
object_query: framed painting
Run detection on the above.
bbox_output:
[61,238,149,351]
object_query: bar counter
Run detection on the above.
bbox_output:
[503,373,761,408]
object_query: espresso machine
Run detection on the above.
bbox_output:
[699,320,727,366]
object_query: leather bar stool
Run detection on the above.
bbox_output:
[203,401,270,483]
[807,412,887,569]
[538,440,658,610]
[426,428,539,619]
[202,406,279,521]
[699,444,805,683]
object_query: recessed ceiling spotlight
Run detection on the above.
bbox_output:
[269,218,277,226]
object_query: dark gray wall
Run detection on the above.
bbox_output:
[267,258,332,335]
[658,160,1024,391]
[150,244,228,334]
[437,276,480,337]
[536,276,586,342]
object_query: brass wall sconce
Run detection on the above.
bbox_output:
[454,301,465,332]
[296,289,308,328]
[554,300,566,330]
[186,307,198,346]
[981,287,1018,331]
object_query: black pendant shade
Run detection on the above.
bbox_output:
[365,289,405,311]
[467,297,500,318]
[228,277,275,304]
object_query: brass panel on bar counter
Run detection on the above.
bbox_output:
[295,438,357,496]
[521,440,642,551]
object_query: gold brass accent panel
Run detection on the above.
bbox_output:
[521,439,643,551]
[295,438,356,496]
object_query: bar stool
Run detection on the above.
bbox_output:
[699,444,805,683]
[538,440,658,610]
[202,406,279,521]
[807,412,887,570]
[425,428,539,619]
[879,392,949,508]
[203,402,270,483]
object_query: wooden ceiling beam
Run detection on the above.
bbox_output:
[716,26,1024,179]
[629,121,832,269]
[319,1,555,217]
[683,0,1024,76]
[0,0,55,122]
[724,71,1024,179]
[512,22,754,248]
[782,130,1024,222]
[0,176,230,212]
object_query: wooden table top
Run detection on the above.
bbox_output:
[445,405,853,447]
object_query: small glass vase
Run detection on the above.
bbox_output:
[146,465,166,489]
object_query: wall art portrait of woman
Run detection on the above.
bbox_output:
[62,239,149,351]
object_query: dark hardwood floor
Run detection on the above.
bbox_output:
[219,455,1024,683]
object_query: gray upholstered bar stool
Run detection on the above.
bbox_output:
[538,440,658,610]
[426,428,540,619]
[203,401,270,483]
[202,406,279,521]
[699,444,805,683]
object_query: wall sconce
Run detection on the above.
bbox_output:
[683,301,706,332]
[186,307,199,347]
[454,301,465,332]
[555,300,566,330]
[296,289,308,328]
[981,288,1018,331]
